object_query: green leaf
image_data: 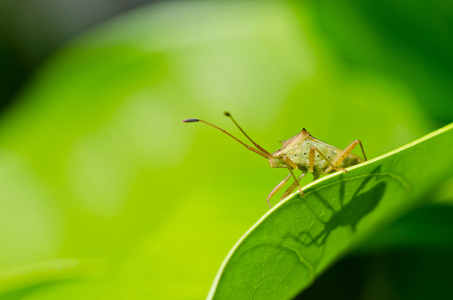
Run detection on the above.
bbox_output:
[208,123,453,299]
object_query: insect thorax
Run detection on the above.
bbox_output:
[270,132,364,173]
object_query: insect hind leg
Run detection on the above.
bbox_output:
[322,139,366,174]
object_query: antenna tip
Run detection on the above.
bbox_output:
[182,118,199,123]
[224,111,231,117]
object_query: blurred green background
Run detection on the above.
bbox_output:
[0,0,452,299]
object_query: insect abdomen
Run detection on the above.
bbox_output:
[290,141,337,171]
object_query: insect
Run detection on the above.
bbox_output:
[182,112,367,208]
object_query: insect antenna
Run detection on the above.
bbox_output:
[182,118,269,159]
[224,112,272,157]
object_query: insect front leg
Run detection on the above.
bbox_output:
[323,140,366,174]
[283,155,303,196]
[266,174,291,208]
[280,170,307,200]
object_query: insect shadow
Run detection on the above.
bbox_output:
[297,166,387,247]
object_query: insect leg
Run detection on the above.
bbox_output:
[312,170,319,181]
[283,155,298,170]
[266,174,291,208]
[283,155,303,195]
[287,165,303,196]
[280,170,307,200]
[308,146,344,174]
[358,140,367,161]
[323,140,365,174]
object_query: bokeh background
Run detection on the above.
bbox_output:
[0,0,452,299]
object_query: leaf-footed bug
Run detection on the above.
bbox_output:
[183,112,367,208]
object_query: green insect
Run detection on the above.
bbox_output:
[183,112,367,208]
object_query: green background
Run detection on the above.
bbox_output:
[0,1,452,299]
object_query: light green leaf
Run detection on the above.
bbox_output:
[209,123,453,299]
